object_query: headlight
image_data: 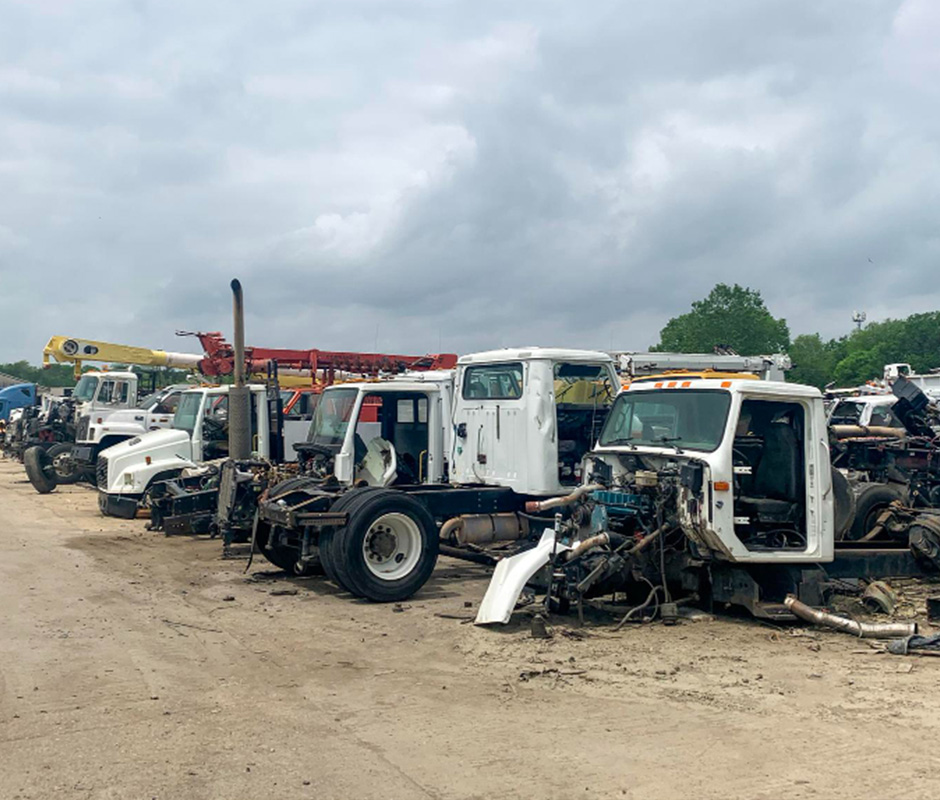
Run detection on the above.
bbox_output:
[123,473,135,486]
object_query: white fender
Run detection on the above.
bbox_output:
[474,528,570,625]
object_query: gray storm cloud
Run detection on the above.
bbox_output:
[0,0,937,360]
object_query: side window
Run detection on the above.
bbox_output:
[553,363,615,407]
[462,363,524,400]
[418,396,427,423]
[155,393,180,414]
[213,396,228,418]
[397,399,415,423]
[98,381,115,403]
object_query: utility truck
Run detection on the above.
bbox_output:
[96,382,312,518]
[476,376,940,624]
[253,348,619,600]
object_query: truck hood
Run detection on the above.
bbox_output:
[100,428,192,463]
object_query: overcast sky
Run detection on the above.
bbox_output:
[1,0,938,363]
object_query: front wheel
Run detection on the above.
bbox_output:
[47,442,84,484]
[331,490,438,602]
[24,446,57,494]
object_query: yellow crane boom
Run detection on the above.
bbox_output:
[43,336,204,379]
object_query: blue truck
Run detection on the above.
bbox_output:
[0,383,37,422]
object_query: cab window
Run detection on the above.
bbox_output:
[462,363,523,400]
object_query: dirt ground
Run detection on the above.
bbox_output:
[2,459,940,799]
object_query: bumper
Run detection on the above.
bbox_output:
[98,490,141,519]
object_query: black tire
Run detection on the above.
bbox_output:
[322,487,387,595]
[256,522,320,575]
[24,446,57,494]
[46,442,83,485]
[849,483,906,541]
[832,469,856,541]
[257,477,330,576]
[332,490,439,602]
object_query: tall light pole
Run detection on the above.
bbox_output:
[852,310,867,332]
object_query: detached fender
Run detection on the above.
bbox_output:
[475,529,571,625]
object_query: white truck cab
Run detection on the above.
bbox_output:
[98,384,272,517]
[72,379,188,455]
[452,348,618,494]
[300,371,455,488]
[585,378,834,564]
[298,349,618,494]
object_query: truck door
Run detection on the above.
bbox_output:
[353,392,431,486]
[730,396,828,560]
[456,362,525,488]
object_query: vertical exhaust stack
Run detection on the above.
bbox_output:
[228,279,251,460]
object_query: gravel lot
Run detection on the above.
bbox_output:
[1,458,939,799]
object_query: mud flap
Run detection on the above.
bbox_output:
[475,529,570,625]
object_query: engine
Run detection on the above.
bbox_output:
[544,453,703,614]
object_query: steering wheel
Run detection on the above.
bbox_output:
[732,448,750,469]
[203,416,226,440]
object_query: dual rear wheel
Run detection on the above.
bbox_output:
[285,487,439,602]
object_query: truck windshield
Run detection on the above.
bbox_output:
[599,389,732,452]
[307,388,357,448]
[73,375,98,402]
[173,392,204,433]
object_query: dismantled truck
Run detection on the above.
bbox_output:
[253,348,619,601]
[23,334,206,493]
[95,382,311,518]
[477,376,940,624]
[830,375,940,539]
[141,349,459,538]
[24,373,189,493]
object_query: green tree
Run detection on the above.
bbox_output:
[823,312,940,386]
[0,360,76,387]
[654,283,790,355]
[787,334,837,389]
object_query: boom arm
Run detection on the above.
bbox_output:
[182,331,457,382]
[43,336,204,379]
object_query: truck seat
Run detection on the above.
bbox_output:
[738,423,801,522]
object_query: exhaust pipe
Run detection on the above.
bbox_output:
[784,595,917,638]
[228,279,251,460]
[524,484,604,513]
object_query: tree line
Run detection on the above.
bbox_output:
[0,361,192,390]
[653,283,940,389]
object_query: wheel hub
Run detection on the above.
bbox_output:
[52,453,75,475]
[365,526,398,562]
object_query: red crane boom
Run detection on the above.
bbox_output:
[179,331,457,383]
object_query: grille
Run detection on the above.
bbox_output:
[77,415,90,442]
[96,456,109,490]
